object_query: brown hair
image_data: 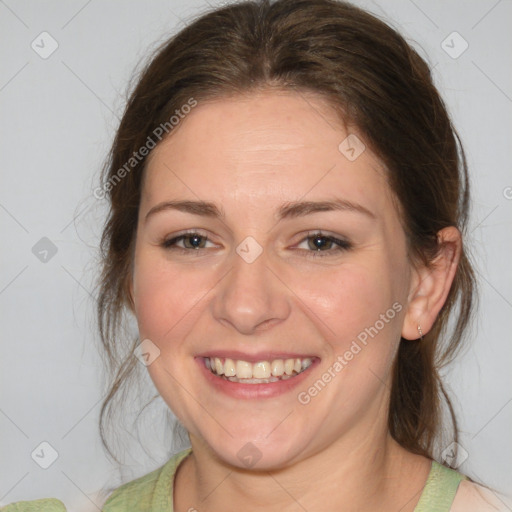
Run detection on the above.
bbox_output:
[98,0,475,462]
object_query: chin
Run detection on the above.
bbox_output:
[197,424,310,471]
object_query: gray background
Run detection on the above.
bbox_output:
[1,0,511,509]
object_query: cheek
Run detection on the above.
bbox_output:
[131,253,212,418]
[290,261,402,345]
[132,251,211,342]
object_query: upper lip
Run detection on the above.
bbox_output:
[197,350,318,363]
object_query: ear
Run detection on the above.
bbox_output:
[402,226,461,340]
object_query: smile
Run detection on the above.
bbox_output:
[204,356,314,384]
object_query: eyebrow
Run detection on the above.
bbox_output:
[144,198,375,223]
[277,199,375,220]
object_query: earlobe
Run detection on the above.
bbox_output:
[401,226,462,340]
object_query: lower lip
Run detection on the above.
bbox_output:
[195,357,319,399]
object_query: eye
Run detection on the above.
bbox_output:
[296,232,352,257]
[160,230,351,257]
[162,231,214,251]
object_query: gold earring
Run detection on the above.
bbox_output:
[417,324,423,340]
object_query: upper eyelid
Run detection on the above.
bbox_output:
[164,228,211,240]
[295,230,350,243]
[163,229,345,240]
[295,233,351,249]
[164,230,215,245]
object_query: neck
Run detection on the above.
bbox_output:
[174,421,431,511]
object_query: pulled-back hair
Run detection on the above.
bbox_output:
[98,0,475,461]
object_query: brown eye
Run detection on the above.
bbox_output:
[308,234,335,251]
[295,232,352,258]
[182,234,207,249]
[162,232,211,250]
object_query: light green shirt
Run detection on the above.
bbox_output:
[1,449,466,511]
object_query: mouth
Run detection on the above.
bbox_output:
[203,356,315,384]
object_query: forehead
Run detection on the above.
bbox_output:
[142,90,392,217]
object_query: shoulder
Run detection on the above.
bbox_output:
[102,465,163,511]
[0,450,191,512]
[0,499,66,512]
[103,449,192,512]
[450,480,510,512]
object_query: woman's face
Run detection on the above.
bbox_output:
[131,90,415,469]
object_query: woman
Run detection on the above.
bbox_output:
[3,0,506,510]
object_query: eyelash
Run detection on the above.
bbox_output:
[161,230,352,258]
[299,231,352,258]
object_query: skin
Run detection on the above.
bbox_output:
[130,90,462,511]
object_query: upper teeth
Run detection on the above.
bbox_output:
[205,357,313,379]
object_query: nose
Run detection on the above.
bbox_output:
[211,247,291,335]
